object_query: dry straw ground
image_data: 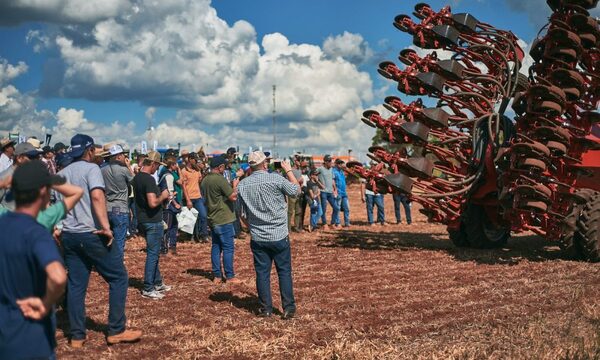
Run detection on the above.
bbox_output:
[56,185,600,359]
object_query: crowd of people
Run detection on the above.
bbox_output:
[0,133,412,358]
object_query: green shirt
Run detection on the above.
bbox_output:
[0,201,66,232]
[173,171,183,204]
[200,173,235,226]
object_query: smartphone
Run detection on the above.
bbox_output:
[274,161,282,169]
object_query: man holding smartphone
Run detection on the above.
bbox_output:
[237,151,301,319]
[59,134,141,348]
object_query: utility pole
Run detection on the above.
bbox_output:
[272,85,277,157]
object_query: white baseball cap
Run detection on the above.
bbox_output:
[108,144,125,156]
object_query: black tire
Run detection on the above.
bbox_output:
[449,223,470,247]
[559,188,595,259]
[574,191,600,262]
[463,204,510,249]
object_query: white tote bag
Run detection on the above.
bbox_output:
[176,207,199,234]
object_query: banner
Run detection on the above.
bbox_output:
[153,140,158,151]
[8,133,19,141]
[141,141,148,154]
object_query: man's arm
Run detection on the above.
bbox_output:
[91,188,113,244]
[17,261,66,320]
[360,182,366,203]
[146,189,169,208]
[53,182,84,212]
[280,160,301,195]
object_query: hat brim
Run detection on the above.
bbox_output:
[1,141,16,150]
[67,147,86,159]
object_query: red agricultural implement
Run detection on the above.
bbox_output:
[349,1,600,261]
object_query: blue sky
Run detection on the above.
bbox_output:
[0,0,581,157]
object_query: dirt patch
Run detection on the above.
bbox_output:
[56,184,600,359]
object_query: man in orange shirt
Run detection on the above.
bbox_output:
[181,153,209,242]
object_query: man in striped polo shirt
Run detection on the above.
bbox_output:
[237,151,301,319]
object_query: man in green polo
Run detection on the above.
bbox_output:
[201,155,244,284]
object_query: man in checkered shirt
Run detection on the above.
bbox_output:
[237,151,301,319]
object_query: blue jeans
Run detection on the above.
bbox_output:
[393,194,412,224]
[309,199,322,228]
[192,198,209,237]
[211,222,236,279]
[320,192,339,225]
[128,198,137,234]
[366,194,385,224]
[335,194,350,226]
[162,209,179,252]
[250,237,296,314]
[108,209,129,257]
[140,222,164,292]
[62,232,128,339]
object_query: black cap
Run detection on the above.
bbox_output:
[209,155,228,168]
[226,147,237,155]
[53,142,68,152]
[188,152,199,160]
[310,169,319,175]
[12,160,66,192]
[323,154,332,162]
[335,158,344,165]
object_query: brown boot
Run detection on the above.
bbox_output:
[106,329,142,345]
[70,338,85,348]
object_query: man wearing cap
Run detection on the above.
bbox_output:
[58,134,141,347]
[333,159,351,227]
[317,155,340,229]
[26,137,43,150]
[201,155,244,284]
[0,142,43,211]
[0,160,67,359]
[181,152,209,242]
[53,142,68,154]
[41,146,57,175]
[132,151,172,300]
[101,144,134,256]
[287,156,305,232]
[237,151,301,319]
[0,138,16,172]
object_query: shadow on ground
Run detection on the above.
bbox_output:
[319,229,574,265]
[185,268,213,280]
[56,309,107,338]
[208,291,264,315]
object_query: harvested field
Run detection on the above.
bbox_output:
[56,185,600,359]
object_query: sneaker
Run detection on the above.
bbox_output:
[282,309,296,320]
[256,309,272,318]
[106,329,142,345]
[141,290,165,300]
[154,283,172,292]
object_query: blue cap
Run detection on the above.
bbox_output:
[56,153,73,168]
[68,134,94,159]
[240,163,250,172]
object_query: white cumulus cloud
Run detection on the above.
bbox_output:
[323,31,374,65]
[0,0,132,25]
